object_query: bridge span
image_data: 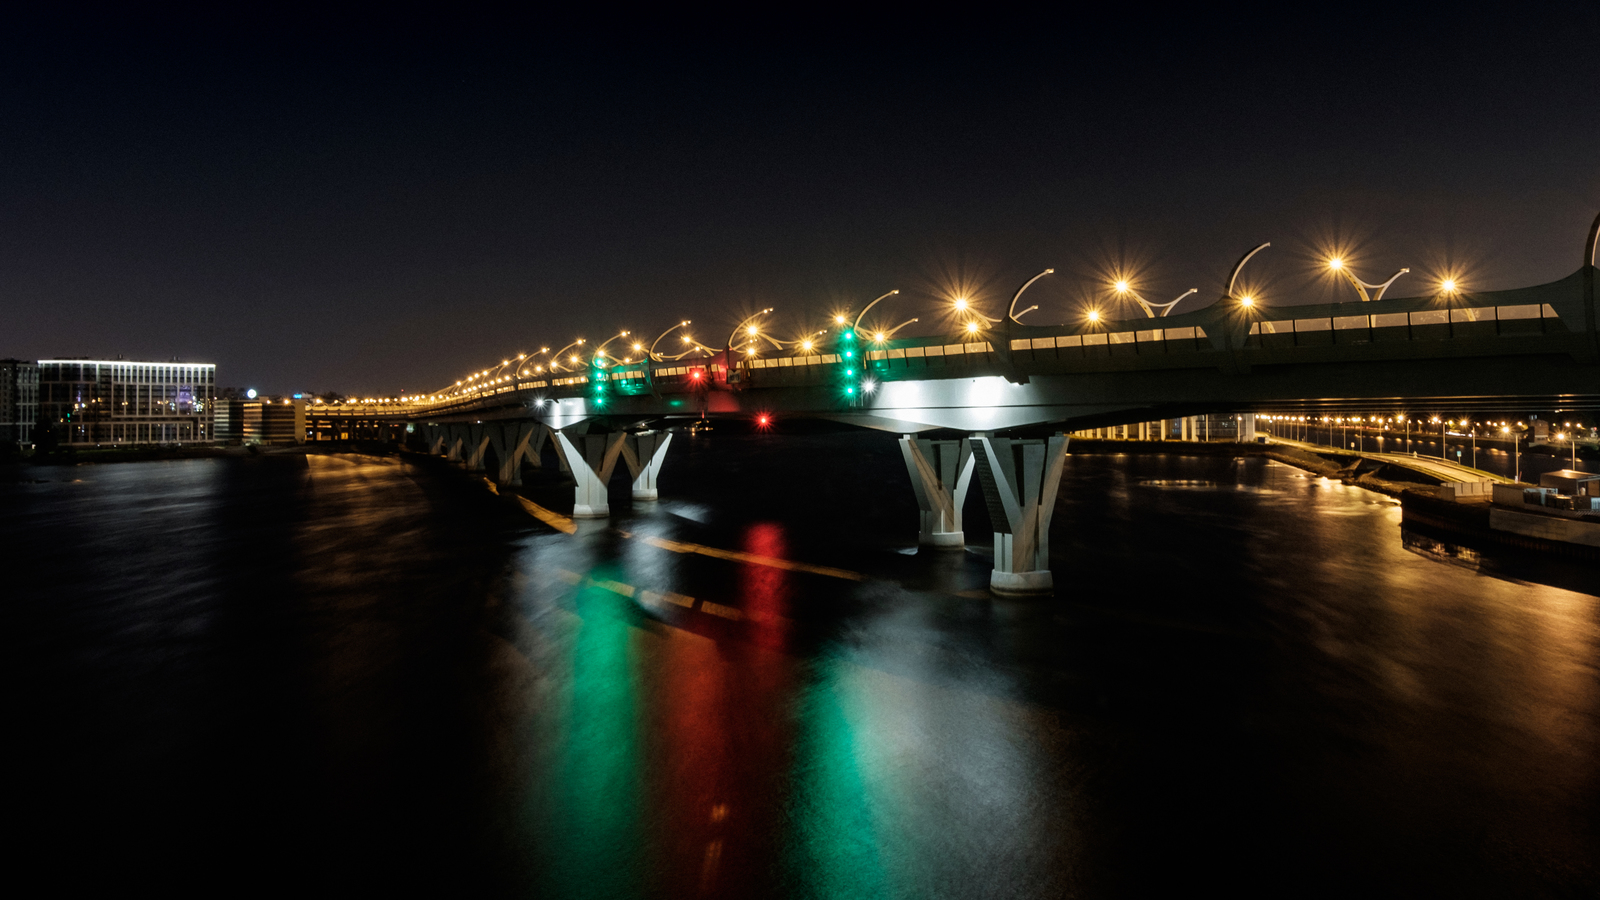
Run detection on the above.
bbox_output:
[315,215,1600,594]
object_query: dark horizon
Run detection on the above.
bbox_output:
[4,10,1598,396]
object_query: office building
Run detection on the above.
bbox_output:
[37,359,217,445]
[1,359,39,447]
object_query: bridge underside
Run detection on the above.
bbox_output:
[403,350,1598,436]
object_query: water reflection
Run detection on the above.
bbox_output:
[7,443,1599,895]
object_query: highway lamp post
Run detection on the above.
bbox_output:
[1008,269,1055,323]
[1326,257,1411,302]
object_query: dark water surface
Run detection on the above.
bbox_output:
[6,436,1598,897]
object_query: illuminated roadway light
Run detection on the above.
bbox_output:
[1442,279,1457,292]
[1087,310,1100,322]
[1239,296,1255,307]
[1114,280,1129,292]
[874,332,885,342]
[1328,258,1343,270]
[966,321,980,334]
[954,298,968,311]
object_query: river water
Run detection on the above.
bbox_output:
[6,436,1598,897]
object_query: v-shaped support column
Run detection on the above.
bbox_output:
[463,424,491,471]
[423,425,446,456]
[619,431,673,500]
[969,433,1069,595]
[553,430,628,517]
[485,422,549,485]
[899,435,975,547]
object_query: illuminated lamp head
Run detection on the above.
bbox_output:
[1328,258,1343,270]
[966,321,979,334]
[1114,280,1129,293]
[1239,296,1255,307]
[953,298,969,310]
[1087,310,1100,323]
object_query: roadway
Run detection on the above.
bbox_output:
[1264,436,1515,484]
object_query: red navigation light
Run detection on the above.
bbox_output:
[755,413,772,430]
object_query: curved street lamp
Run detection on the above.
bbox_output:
[1326,258,1410,302]
[726,309,774,357]
[851,291,901,338]
[647,321,693,360]
[592,330,632,366]
[548,338,587,372]
[1226,242,1271,306]
[1007,269,1054,323]
[1114,281,1199,318]
[952,297,1000,325]
[868,319,920,342]
[518,348,551,377]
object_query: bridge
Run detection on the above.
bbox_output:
[313,214,1600,594]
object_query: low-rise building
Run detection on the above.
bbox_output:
[215,397,306,445]
[37,359,217,445]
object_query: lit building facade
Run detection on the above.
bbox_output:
[215,397,307,445]
[37,359,217,445]
[1,359,39,446]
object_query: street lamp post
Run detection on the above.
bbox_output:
[1008,269,1055,323]
[1326,257,1411,302]
[1503,426,1520,482]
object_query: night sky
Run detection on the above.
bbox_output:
[4,10,1597,396]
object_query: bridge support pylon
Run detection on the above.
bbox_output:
[899,435,974,548]
[969,433,1068,596]
[465,424,491,471]
[486,422,548,486]
[619,431,673,501]
[553,430,627,518]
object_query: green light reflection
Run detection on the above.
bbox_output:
[782,660,891,900]
[540,575,645,898]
